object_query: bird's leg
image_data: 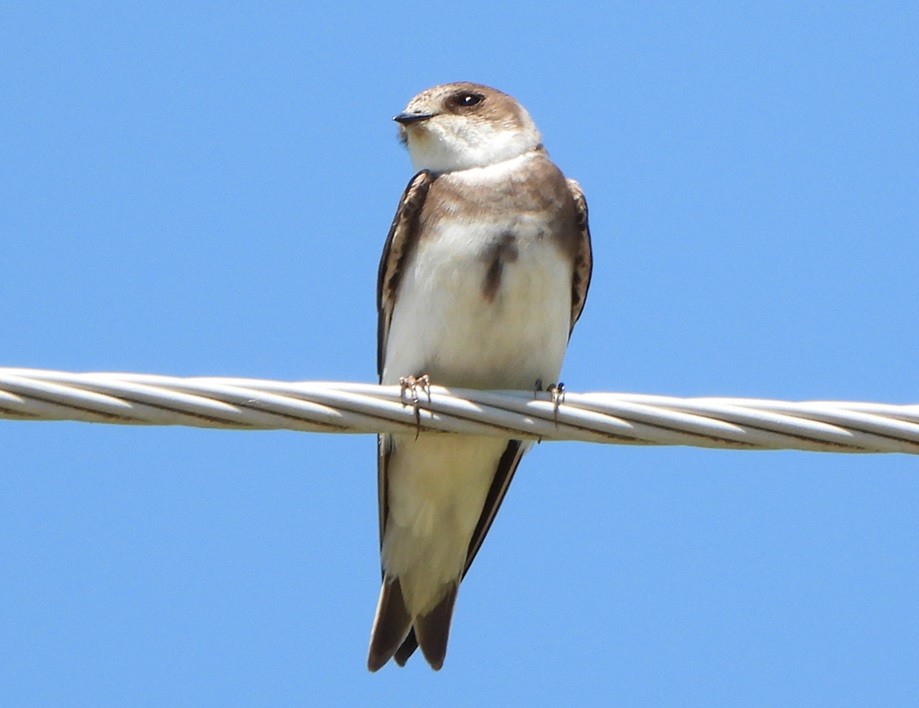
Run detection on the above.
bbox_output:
[398,374,431,438]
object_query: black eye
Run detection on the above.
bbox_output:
[455,92,483,108]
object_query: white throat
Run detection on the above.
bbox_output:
[405,118,541,173]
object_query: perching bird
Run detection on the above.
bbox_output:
[368,82,592,671]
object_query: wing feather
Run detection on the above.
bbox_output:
[565,178,593,336]
[376,170,434,378]
[376,170,433,551]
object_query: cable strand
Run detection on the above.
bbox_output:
[0,368,917,454]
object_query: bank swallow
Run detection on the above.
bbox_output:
[368,82,593,670]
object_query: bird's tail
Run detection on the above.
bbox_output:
[367,577,411,671]
[367,578,458,671]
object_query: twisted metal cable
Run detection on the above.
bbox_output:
[1,367,917,454]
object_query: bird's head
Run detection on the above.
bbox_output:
[394,82,542,173]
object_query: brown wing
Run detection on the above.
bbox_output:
[372,171,436,668]
[376,170,434,378]
[376,170,433,550]
[566,178,593,337]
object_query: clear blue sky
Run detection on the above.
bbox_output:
[2,3,917,705]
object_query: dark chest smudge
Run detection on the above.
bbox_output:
[481,232,519,302]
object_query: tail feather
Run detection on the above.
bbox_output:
[413,583,458,671]
[368,579,459,671]
[393,629,418,667]
[367,578,412,672]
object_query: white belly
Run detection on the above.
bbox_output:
[381,432,513,614]
[379,212,572,615]
[382,216,571,389]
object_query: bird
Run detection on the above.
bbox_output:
[368,82,592,671]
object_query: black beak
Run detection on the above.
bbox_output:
[393,112,436,125]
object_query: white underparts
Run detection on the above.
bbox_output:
[379,159,572,617]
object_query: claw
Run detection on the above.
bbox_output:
[398,374,431,439]
[547,382,565,424]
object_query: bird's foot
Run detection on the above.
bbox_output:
[533,379,566,425]
[398,374,431,438]
[547,382,566,412]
